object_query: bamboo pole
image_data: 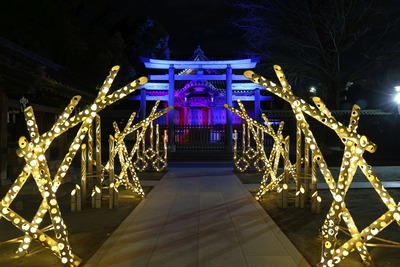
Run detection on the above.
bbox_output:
[95,115,102,189]
[95,186,101,209]
[284,136,290,185]
[277,187,283,208]
[299,186,305,209]
[311,191,318,213]
[304,142,310,198]
[295,120,302,191]
[76,185,81,212]
[88,121,94,190]
[163,129,168,168]
[108,135,115,209]
[311,150,317,195]
[282,183,288,209]
[71,189,77,212]
[81,144,87,200]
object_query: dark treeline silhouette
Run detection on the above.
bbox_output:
[0,0,170,91]
[232,0,400,109]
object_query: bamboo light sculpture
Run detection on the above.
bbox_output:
[80,114,103,205]
[244,65,400,266]
[0,66,147,266]
[70,184,82,212]
[233,122,264,172]
[94,115,103,191]
[144,121,157,161]
[110,112,145,196]
[233,125,250,172]
[252,126,266,172]
[107,135,117,209]
[149,124,168,172]
[133,129,148,172]
[81,143,87,201]
[133,122,168,172]
[105,101,172,197]
[225,100,298,200]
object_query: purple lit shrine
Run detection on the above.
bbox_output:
[136,46,271,151]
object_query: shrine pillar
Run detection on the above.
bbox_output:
[140,88,146,120]
[184,106,189,125]
[225,65,233,152]
[208,105,213,125]
[0,90,8,185]
[254,88,260,122]
[168,65,175,151]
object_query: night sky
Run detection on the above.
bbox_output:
[139,0,245,59]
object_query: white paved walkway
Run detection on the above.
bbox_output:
[85,163,310,267]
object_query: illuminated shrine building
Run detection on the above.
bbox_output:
[138,46,269,151]
[174,78,226,125]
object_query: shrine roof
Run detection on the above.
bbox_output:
[0,37,94,102]
[141,46,261,91]
[189,45,210,61]
[140,46,260,70]
[141,57,259,69]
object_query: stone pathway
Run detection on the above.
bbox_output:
[86,163,310,267]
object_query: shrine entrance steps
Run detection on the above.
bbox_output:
[85,162,310,267]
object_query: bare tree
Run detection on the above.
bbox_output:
[232,0,400,108]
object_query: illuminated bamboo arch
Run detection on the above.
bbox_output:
[244,65,400,266]
[0,66,147,266]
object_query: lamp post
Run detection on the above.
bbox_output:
[309,86,317,100]
[394,86,400,115]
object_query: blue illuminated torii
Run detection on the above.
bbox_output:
[139,46,270,152]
